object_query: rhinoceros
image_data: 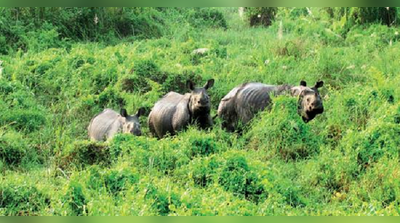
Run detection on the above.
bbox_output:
[88,107,145,141]
[148,79,215,138]
[217,80,324,132]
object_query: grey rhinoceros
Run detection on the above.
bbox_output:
[148,79,215,138]
[217,80,324,132]
[88,107,145,141]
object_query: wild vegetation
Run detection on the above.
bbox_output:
[1,7,400,216]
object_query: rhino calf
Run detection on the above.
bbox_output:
[88,107,145,141]
[148,79,215,138]
[218,80,324,132]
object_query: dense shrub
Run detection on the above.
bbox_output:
[0,7,165,54]
[188,135,217,157]
[87,165,140,196]
[162,71,202,94]
[0,131,38,167]
[63,181,88,216]
[104,169,140,196]
[219,155,266,203]
[333,7,397,26]
[133,59,163,81]
[0,109,47,132]
[245,7,278,27]
[96,87,125,109]
[91,68,119,93]
[187,8,228,29]
[59,140,110,169]
[350,158,400,209]
[117,74,150,93]
[143,183,182,216]
[245,97,321,161]
[186,156,221,187]
[0,184,50,216]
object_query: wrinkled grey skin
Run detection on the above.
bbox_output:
[88,107,145,141]
[148,79,215,138]
[218,80,324,132]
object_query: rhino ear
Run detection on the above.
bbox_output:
[136,107,146,117]
[187,80,195,91]
[204,79,215,90]
[315,80,324,89]
[120,108,128,117]
[300,80,307,87]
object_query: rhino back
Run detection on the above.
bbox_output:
[149,92,187,138]
[235,83,276,123]
[218,83,276,128]
[218,86,243,131]
[89,109,122,141]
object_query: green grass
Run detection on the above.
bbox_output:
[1,7,400,215]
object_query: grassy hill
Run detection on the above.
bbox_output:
[1,7,400,215]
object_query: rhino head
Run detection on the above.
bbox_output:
[187,79,215,117]
[121,107,145,136]
[292,80,324,123]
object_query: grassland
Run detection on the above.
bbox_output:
[1,7,400,216]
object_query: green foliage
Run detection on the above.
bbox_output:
[143,183,182,215]
[0,131,38,167]
[333,7,397,26]
[104,168,139,195]
[245,7,278,26]
[0,184,50,216]
[59,140,110,169]
[0,109,47,132]
[1,7,400,216]
[97,87,125,108]
[246,97,321,161]
[187,8,228,29]
[219,155,266,203]
[187,132,218,157]
[86,165,140,196]
[186,156,221,188]
[63,181,88,216]
[162,71,202,94]
[0,7,166,54]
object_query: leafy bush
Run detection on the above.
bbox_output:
[162,71,202,94]
[333,7,397,26]
[0,7,166,54]
[87,165,140,196]
[91,68,119,93]
[104,168,140,196]
[188,135,217,157]
[187,8,228,29]
[63,181,88,216]
[59,140,110,169]
[96,87,125,109]
[180,156,221,188]
[0,131,38,167]
[353,119,400,170]
[0,184,50,216]
[117,74,151,93]
[143,183,182,216]
[0,109,47,132]
[350,158,400,209]
[245,7,278,27]
[219,155,266,203]
[245,96,321,161]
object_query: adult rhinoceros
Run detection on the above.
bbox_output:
[148,79,215,138]
[217,80,324,132]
